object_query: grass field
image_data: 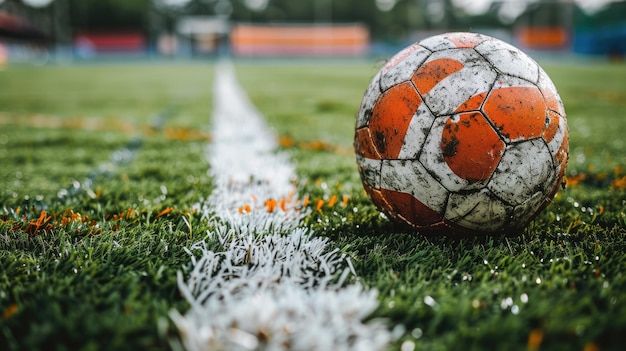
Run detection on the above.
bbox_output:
[1,59,626,351]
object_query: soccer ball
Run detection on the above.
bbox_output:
[354,32,568,235]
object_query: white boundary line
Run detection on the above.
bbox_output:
[171,62,391,350]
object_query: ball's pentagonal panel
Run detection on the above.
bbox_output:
[368,81,422,159]
[412,49,497,116]
[379,44,431,92]
[446,189,510,232]
[475,39,539,84]
[418,32,491,51]
[380,159,449,216]
[441,111,506,182]
[355,70,382,129]
[483,76,547,142]
[488,139,556,206]
[354,32,569,235]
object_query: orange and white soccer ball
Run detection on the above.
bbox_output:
[354,32,568,235]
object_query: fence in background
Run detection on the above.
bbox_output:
[230,24,369,57]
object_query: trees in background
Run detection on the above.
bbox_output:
[2,0,625,50]
[66,0,457,41]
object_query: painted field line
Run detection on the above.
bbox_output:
[171,62,392,351]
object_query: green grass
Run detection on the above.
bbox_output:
[0,63,215,350]
[237,61,626,351]
[1,59,626,351]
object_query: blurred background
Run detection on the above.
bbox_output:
[0,0,625,63]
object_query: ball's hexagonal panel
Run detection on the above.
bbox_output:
[368,81,422,159]
[420,113,499,192]
[361,182,395,219]
[355,70,382,129]
[441,111,506,182]
[475,39,539,84]
[354,127,381,160]
[412,49,498,116]
[482,76,547,143]
[379,44,431,92]
[488,139,556,206]
[544,110,569,163]
[418,32,491,51]
[543,110,561,145]
[445,188,510,232]
[378,188,444,227]
[355,154,382,189]
[512,191,549,228]
[537,68,566,116]
[380,159,449,216]
[454,91,489,113]
[543,110,569,180]
[397,103,437,160]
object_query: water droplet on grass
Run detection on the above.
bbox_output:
[521,293,529,303]
[392,324,406,339]
[501,297,513,309]
[575,325,585,336]
[411,328,423,339]
[401,340,415,351]
[424,295,436,307]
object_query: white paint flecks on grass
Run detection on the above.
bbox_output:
[171,62,391,350]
